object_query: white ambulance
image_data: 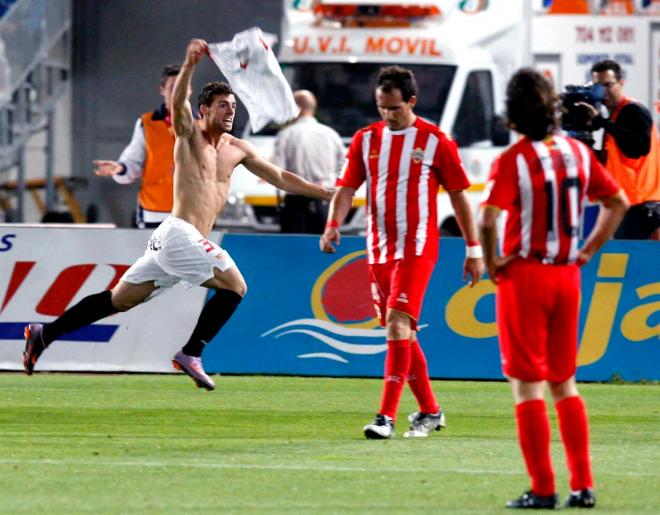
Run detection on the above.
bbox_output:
[219,0,530,233]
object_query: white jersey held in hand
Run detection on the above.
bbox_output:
[208,27,299,133]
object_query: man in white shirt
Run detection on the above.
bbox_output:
[272,90,346,233]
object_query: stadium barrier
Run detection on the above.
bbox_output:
[0,226,211,372]
[0,226,658,381]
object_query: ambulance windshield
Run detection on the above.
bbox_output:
[248,62,456,137]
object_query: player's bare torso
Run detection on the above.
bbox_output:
[171,127,245,237]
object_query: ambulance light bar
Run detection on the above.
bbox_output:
[314,2,441,27]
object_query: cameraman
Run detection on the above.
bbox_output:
[581,59,660,240]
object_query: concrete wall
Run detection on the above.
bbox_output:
[72,0,283,226]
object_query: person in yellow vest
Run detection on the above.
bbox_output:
[93,65,184,228]
[581,60,660,239]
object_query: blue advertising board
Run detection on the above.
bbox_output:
[204,235,659,382]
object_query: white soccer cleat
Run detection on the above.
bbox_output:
[403,410,446,438]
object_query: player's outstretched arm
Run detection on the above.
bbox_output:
[320,186,354,254]
[172,39,206,139]
[239,140,333,200]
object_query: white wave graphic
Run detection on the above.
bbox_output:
[261,318,385,338]
[275,329,386,355]
[262,318,385,363]
[298,352,348,363]
[262,317,429,364]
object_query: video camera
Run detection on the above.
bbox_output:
[560,83,605,145]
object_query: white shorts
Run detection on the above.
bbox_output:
[121,216,236,291]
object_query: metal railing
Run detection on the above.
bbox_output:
[0,0,72,220]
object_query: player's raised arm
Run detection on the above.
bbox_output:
[172,39,207,139]
[238,138,333,200]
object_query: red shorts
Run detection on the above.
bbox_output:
[497,258,580,383]
[368,256,436,331]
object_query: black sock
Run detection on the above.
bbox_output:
[181,289,243,357]
[42,290,118,346]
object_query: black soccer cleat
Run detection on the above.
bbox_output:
[565,488,596,508]
[23,323,46,375]
[363,414,394,439]
[506,490,559,509]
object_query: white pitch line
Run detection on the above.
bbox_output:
[0,458,515,474]
[0,458,658,478]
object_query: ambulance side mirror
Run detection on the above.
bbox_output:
[491,115,510,147]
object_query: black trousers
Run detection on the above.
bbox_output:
[280,194,329,234]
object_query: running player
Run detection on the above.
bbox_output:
[23,38,333,390]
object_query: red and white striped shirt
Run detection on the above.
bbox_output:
[482,135,620,264]
[338,117,470,264]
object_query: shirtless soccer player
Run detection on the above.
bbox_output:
[22,38,333,390]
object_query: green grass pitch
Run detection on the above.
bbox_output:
[1,374,658,513]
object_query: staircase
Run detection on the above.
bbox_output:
[0,0,72,221]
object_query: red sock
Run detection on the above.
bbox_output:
[556,395,593,491]
[515,399,556,496]
[378,339,411,420]
[407,339,440,414]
